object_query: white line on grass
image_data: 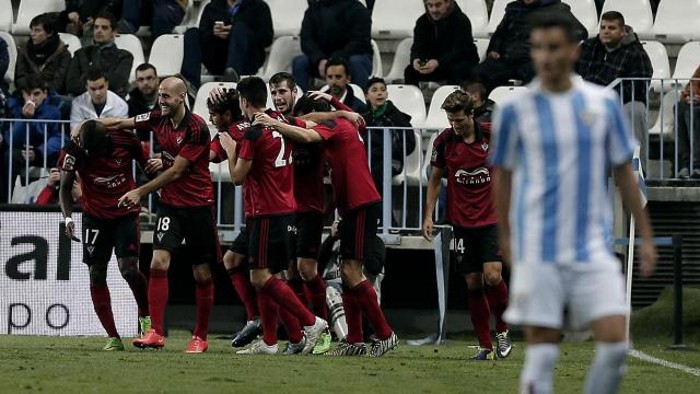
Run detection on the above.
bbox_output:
[629,349,700,378]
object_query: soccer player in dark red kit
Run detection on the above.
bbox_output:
[94,77,219,353]
[218,76,328,355]
[254,93,398,357]
[59,120,153,351]
[422,90,511,361]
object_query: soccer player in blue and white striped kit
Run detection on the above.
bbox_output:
[490,13,657,394]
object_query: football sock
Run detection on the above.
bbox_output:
[584,342,628,394]
[306,274,328,320]
[279,305,304,344]
[257,290,279,346]
[193,277,214,340]
[124,268,149,318]
[342,286,364,343]
[485,279,509,333]
[148,268,169,335]
[468,288,493,350]
[288,277,310,307]
[520,343,559,394]
[262,276,316,327]
[228,267,258,320]
[352,280,392,340]
[90,285,119,338]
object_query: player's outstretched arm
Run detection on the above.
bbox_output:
[492,167,513,266]
[423,166,443,242]
[253,113,322,143]
[613,163,658,277]
[59,170,78,239]
[302,110,364,129]
[117,156,191,208]
[98,116,137,130]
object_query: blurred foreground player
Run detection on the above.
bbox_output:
[491,14,657,393]
[59,120,152,351]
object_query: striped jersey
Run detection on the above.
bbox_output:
[490,78,637,264]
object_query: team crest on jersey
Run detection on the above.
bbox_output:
[114,158,123,166]
[135,113,151,122]
[580,111,596,126]
[176,137,184,146]
[481,143,489,152]
[455,167,490,185]
[63,154,76,171]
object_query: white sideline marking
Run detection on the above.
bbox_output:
[629,349,700,377]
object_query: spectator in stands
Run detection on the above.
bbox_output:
[293,0,373,92]
[197,0,273,82]
[324,57,367,113]
[461,81,494,125]
[404,0,479,86]
[70,68,128,129]
[1,75,62,202]
[474,0,587,92]
[362,77,416,193]
[35,167,82,205]
[119,0,186,38]
[15,14,72,95]
[127,63,159,139]
[65,11,133,98]
[0,34,9,96]
[58,0,123,45]
[576,11,652,171]
[675,65,700,179]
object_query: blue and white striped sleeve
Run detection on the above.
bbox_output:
[489,102,519,169]
[604,95,638,166]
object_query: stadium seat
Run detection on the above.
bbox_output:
[372,0,424,38]
[114,34,145,83]
[172,0,196,34]
[384,38,412,83]
[487,0,509,34]
[193,81,237,123]
[601,0,654,38]
[371,39,383,77]
[320,83,366,104]
[560,0,597,38]
[474,38,489,62]
[423,85,460,131]
[420,131,441,185]
[13,0,65,35]
[392,130,424,186]
[648,86,681,137]
[386,84,426,127]
[58,32,81,56]
[641,41,671,92]
[652,0,700,43]
[267,0,307,37]
[0,31,17,85]
[148,34,184,77]
[0,0,12,32]
[262,36,302,80]
[672,41,700,82]
[194,0,210,27]
[457,0,488,38]
[488,85,527,105]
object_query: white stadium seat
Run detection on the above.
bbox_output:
[194,0,210,27]
[392,130,424,186]
[371,39,383,77]
[267,0,307,37]
[193,81,238,123]
[420,131,441,185]
[458,0,489,38]
[0,0,13,32]
[384,38,412,83]
[672,41,700,82]
[172,0,195,34]
[488,85,527,106]
[641,41,671,92]
[114,34,145,83]
[0,32,17,85]
[262,36,302,80]
[148,34,184,77]
[386,84,426,127]
[652,0,700,43]
[13,0,65,35]
[601,0,654,38]
[488,0,510,34]
[561,0,597,38]
[474,38,489,62]
[423,85,460,131]
[372,0,424,38]
[58,32,81,56]
[648,87,681,137]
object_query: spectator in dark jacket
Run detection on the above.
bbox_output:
[576,11,652,171]
[15,14,72,95]
[461,81,494,125]
[0,34,9,95]
[405,0,479,86]
[65,11,133,98]
[198,0,273,80]
[119,0,185,39]
[293,0,373,92]
[475,0,587,92]
[324,57,367,113]
[57,0,123,44]
[127,63,160,144]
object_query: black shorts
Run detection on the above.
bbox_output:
[82,213,140,266]
[339,203,380,261]
[247,214,294,273]
[292,212,324,260]
[228,227,249,256]
[153,203,221,265]
[453,224,502,275]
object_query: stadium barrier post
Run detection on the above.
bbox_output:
[669,235,689,350]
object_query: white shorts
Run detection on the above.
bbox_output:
[504,257,628,330]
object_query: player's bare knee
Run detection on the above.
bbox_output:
[590,315,626,343]
[89,264,108,286]
[223,251,244,270]
[483,262,502,286]
[524,326,561,344]
[464,273,484,290]
[250,269,271,289]
[192,263,212,283]
[118,258,140,280]
[150,250,171,270]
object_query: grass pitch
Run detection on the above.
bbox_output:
[1,332,699,394]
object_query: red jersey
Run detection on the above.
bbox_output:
[289,117,325,214]
[58,131,146,219]
[210,119,249,163]
[238,110,297,217]
[430,124,497,228]
[312,118,381,215]
[134,109,214,207]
